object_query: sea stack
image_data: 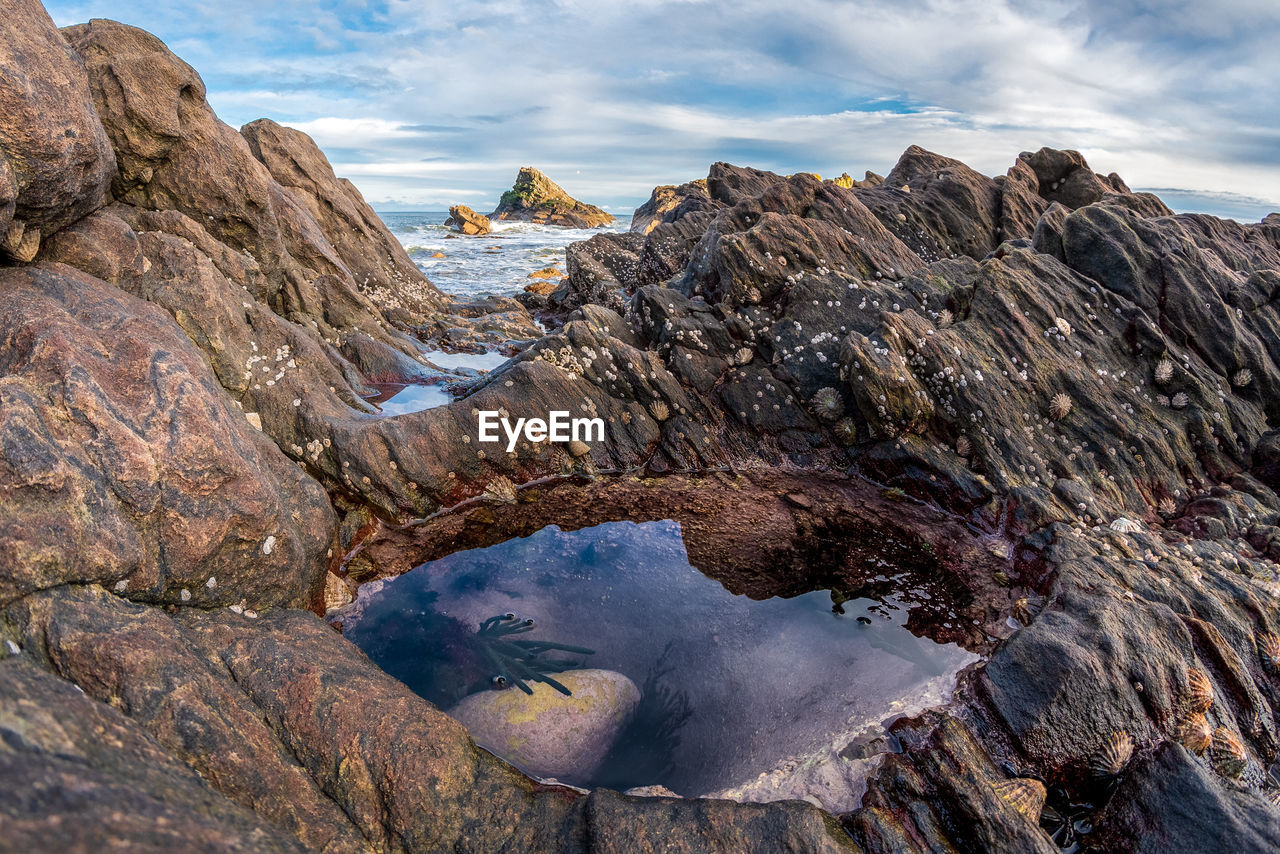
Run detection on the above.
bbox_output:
[445,204,491,235]
[489,166,614,228]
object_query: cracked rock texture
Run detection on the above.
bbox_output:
[3,1,1280,852]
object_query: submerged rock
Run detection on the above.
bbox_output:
[446,203,491,235]
[489,166,615,228]
[448,668,641,780]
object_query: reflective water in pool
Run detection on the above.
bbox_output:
[364,383,454,415]
[421,349,510,373]
[340,520,978,806]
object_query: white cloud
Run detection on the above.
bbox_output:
[44,0,1280,213]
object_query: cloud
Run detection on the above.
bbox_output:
[43,0,1280,215]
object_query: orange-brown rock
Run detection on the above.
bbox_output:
[0,0,115,261]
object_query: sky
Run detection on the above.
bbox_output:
[44,0,1280,219]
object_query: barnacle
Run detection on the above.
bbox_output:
[1050,392,1072,420]
[1155,358,1174,384]
[833,418,858,446]
[1184,668,1213,714]
[993,778,1046,820]
[1233,368,1253,387]
[1212,727,1246,778]
[810,387,845,421]
[1178,713,1212,754]
[482,475,518,505]
[1258,632,1280,673]
[1090,730,1134,778]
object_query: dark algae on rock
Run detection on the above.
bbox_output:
[3,0,1280,851]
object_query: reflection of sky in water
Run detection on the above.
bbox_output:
[373,384,453,416]
[380,211,630,298]
[421,349,509,373]
[343,520,978,796]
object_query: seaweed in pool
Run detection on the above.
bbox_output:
[591,641,694,790]
[474,613,595,696]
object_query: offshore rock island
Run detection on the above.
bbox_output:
[2,1,1280,853]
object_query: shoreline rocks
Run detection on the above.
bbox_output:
[489,166,614,228]
[3,0,1280,851]
[446,203,491,235]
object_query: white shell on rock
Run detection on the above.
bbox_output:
[448,668,640,781]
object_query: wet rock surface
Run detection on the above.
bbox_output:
[445,203,491,235]
[3,3,1280,851]
[449,669,641,781]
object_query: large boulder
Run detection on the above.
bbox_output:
[0,0,115,261]
[445,203,491,235]
[449,669,641,781]
[61,19,441,379]
[0,263,334,609]
[490,166,614,228]
[241,118,448,321]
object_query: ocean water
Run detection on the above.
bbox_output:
[340,520,978,802]
[381,211,631,298]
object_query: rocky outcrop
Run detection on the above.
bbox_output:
[490,167,614,228]
[0,0,115,261]
[559,231,646,314]
[445,204,491,235]
[6,0,1280,849]
[630,179,715,235]
[0,263,333,610]
[241,118,447,322]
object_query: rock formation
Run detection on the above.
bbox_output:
[4,0,1280,851]
[490,166,615,228]
[0,0,115,261]
[446,203,491,235]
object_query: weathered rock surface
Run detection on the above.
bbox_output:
[445,204,491,235]
[5,1,1280,850]
[490,167,615,228]
[0,0,115,261]
[449,669,641,781]
[0,655,312,852]
[0,263,333,610]
[630,179,715,235]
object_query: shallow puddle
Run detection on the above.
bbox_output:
[421,349,510,373]
[340,519,978,808]
[364,382,454,415]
